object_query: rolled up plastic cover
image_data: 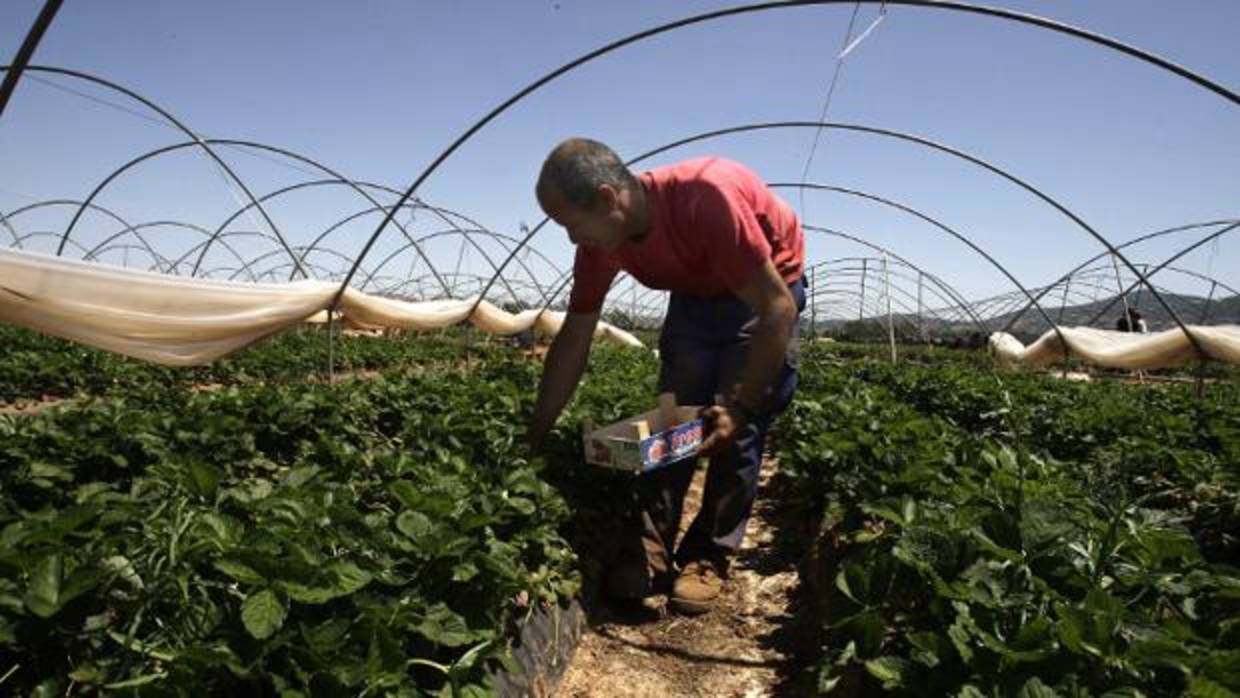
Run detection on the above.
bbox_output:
[0,248,643,366]
[989,325,1240,370]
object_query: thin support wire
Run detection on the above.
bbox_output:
[798,2,864,222]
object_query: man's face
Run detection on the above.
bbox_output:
[538,180,628,253]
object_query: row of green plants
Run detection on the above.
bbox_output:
[0,335,655,696]
[779,346,1239,697]
[0,325,500,404]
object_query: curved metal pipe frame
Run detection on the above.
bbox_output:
[337,0,1239,312]
[234,246,373,284]
[480,121,1099,349]
[1001,219,1239,332]
[83,242,174,272]
[80,220,257,280]
[807,257,979,331]
[0,209,22,247]
[12,230,92,258]
[189,173,507,296]
[800,223,987,330]
[1082,221,1240,327]
[811,259,960,313]
[809,269,946,326]
[30,137,430,292]
[292,204,524,306]
[1065,265,1240,307]
[167,229,281,278]
[0,0,63,119]
[774,183,1010,326]
[3,66,305,278]
[363,229,563,293]
[359,228,564,305]
[808,259,976,328]
[249,261,341,284]
[806,288,928,336]
[1,198,155,260]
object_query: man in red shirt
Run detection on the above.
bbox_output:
[528,138,805,615]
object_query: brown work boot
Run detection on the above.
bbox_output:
[670,559,724,615]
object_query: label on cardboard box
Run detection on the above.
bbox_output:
[583,405,705,473]
[638,419,705,471]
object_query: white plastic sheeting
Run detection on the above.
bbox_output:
[989,325,1240,370]
[0,248,643,366]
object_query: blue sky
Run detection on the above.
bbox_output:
[2,1,1236,310]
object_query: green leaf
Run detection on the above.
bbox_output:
[836,563,869,605]
[949,613,975,663]
[281,560,372,604]
[284,466,319,489]
[902,495,917,523]
[389,480,422,509]
[188,461,223,497]
[24,554,64,618]
[864,656,910,688]
[908,631,948,668]
[29,461,74,482]
[396,510,433,540]
[1199,648,1240,682]
[302,619,351,655]
[1186,676,1238,698]
[241,589,286,640]
[419,603,477,647]
[102,555,144,590]
[213,558,266,585]
[847,611,886,657]
[452,560,479,582]
[1017,676,1061,698]
[0,616,16,644]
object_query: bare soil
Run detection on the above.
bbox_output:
[0,394,69,416]
[555,457,806,698]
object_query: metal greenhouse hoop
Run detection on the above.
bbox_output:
[0,65,305,277]
[335,0,1238,320]
[1002,219,1240,332]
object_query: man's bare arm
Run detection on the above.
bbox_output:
[528,310,600,448]
[698,259,796,455]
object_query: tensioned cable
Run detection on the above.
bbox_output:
[797,2,863,224]
[29,71,284,260]
[24,73,326,181]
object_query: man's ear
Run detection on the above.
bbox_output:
[596,183,619,211]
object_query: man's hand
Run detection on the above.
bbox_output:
[527,420,550,452]
[527,310,600,452]
[696,403,750,457]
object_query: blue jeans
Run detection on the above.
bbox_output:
[634,277,804,575]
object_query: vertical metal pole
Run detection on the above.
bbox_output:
[1198,281,1217,324]
[1134,263,1149,309]
[859,258,868,322]
[884,253,895,363]
[810,265,817,337]
[1110,253,1131,328]
[327,307,336,382]
[916,271,924,342]
[1057,276,1072,326]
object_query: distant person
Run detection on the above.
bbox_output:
[1115,307,1147,333]
[527,138,804,615]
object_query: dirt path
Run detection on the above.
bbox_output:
[555,457,803,698]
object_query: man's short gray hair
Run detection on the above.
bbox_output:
[539,138,638,209]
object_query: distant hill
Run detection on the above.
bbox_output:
[810,293,1240,342]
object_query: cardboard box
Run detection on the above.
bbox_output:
[583,405,705,473]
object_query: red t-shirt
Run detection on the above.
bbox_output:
[567,157,805,313]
